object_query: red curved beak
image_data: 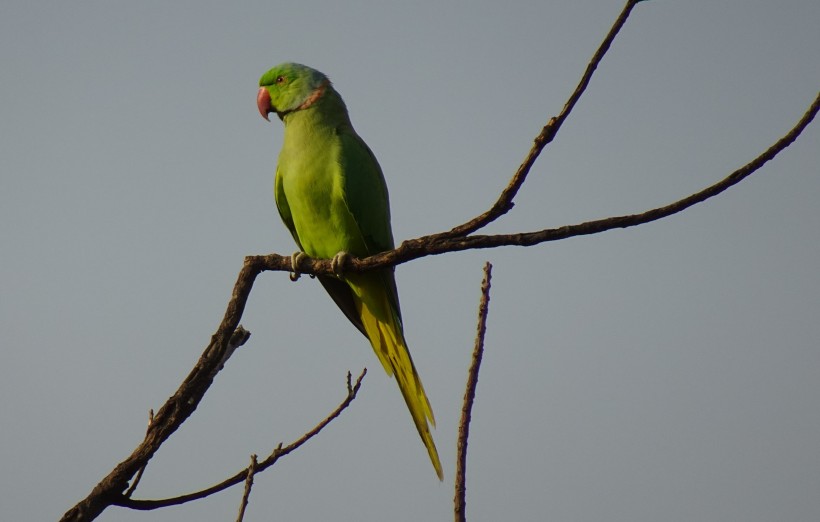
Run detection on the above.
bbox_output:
[257,87,273,121]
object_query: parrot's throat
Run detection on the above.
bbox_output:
[277,80,330,120]
[297,80,329,111]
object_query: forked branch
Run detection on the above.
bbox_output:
[113,370,366,511]
[444,0,644,238]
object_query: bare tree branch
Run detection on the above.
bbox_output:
[60,0,816,518]
[444,0,643,238]
[236,455,258,522]
[61,261,259,522]
[454,263,493,522]
[112,370,366,511]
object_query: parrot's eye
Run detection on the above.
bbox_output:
[275,75,285,84]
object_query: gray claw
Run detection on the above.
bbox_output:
[290,251,307,281]
[331,251,350,276]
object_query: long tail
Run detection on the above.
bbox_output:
[349,274,443,480]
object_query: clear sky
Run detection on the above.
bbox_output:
[2,1,819,521]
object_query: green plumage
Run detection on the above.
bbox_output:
[258,63,442,479]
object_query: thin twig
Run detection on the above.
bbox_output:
[115,370,367,510]
[454,263,493,522]
[123,409,155,498]
[444,0,643,238]
[236,455,258,522]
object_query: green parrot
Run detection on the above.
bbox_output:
[257,62,442,480]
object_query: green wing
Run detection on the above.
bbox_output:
[336,129,394,254]
[335,127,404,320]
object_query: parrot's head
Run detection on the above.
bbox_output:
[257,63,330,121]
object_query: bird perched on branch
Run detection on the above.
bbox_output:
[257,62,442,480]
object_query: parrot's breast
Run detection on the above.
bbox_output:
[277,131,367,259]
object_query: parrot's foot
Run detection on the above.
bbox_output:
[290,251,307,282]
[331,251,351,276]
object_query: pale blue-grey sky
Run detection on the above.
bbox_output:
[2,1,819,521]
